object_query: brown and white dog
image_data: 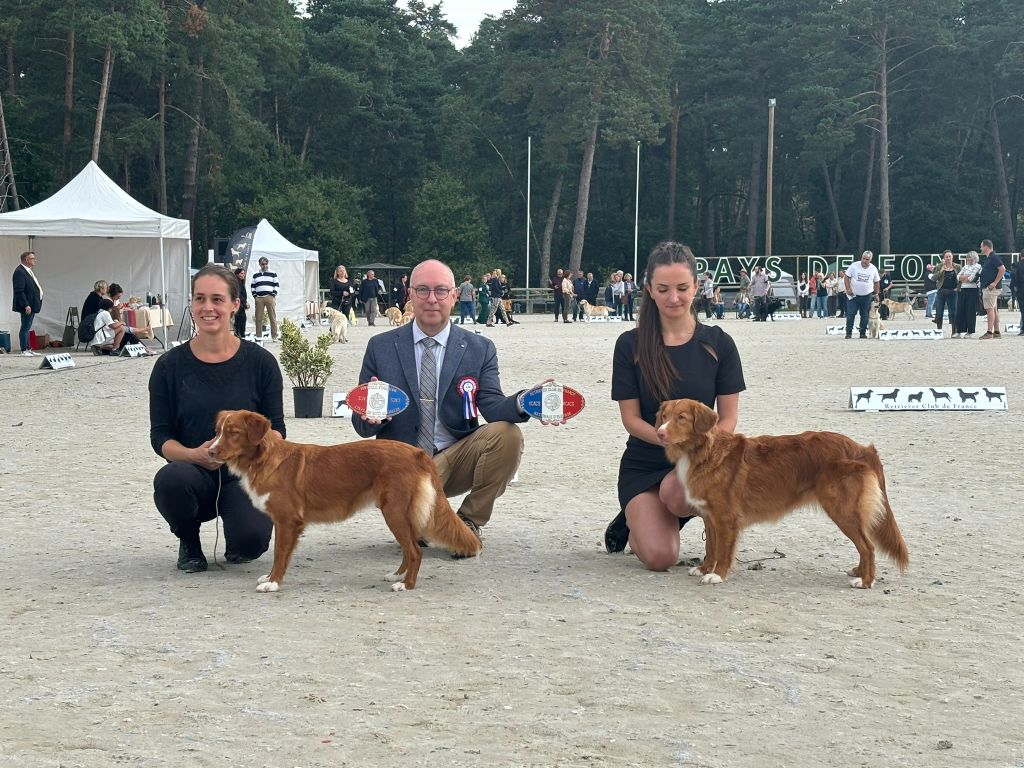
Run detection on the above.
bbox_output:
[656,399,908,589]
[883,297,915,320]
[209,410,481,592]
[321,307,349,343]
[577,299,609,320]
[384,306,403,326]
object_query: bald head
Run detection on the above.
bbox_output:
[411,259,455,288]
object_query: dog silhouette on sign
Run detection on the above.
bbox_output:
[907,391,923,403]
[929,388,951,402]
[854,390,874,407]
[983,387,1005,403]
[879,389,900,403]
[957,388,978,402]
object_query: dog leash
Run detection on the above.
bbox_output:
[210,468,225,570]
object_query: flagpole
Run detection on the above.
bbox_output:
[633,141,640,280]
[526,136,531,308]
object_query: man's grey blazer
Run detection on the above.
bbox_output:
[352,322,528,446]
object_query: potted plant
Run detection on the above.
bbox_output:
[279,318,334,418]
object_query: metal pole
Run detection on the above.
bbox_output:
[766,98,776,258]
[633,141,640,279]
[526,136,531,311]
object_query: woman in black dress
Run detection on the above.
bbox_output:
[604,241,745,570]
[233,267,249,337]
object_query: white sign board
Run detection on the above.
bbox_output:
[850,386,1007,411]
[825,325,847,335]
[39,353,75,370]
[121,343,148,358]
[1006,323,1020,334]
[879,329,943,340]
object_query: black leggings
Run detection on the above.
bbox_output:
[153,462,273,560]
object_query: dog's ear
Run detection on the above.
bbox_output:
[215,410,228,434]
[691,402,719,435]
[243,411,271,444]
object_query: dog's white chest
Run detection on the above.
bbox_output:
[237,472,271,514]
[674,455,709,514]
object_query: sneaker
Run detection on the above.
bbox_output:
[451,512,482,559]
[20,350,34,357]
[979,331,994,339]
[951,333,961,339]
[845,333,852,339]
[177,536,208,573]
[604,509,629,553]
[993,331,1001,338]
[964,333,974,338]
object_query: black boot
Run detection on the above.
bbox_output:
[177,532,207,573]
[604,510,629,553]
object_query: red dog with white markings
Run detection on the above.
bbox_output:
[209,409,481,592]
[657,398,908,588]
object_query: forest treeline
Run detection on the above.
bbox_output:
[0,0,1021,286]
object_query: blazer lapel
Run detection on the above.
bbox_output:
[438,328,468,404]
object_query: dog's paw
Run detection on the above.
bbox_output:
[688,565,704,577]
[699,573,723,585]
[849,577,871,589]
[256,579,279,593]
[390,582,407,592]
[846,567,860,577]
[384,570,405,583]
[257,574,271,584]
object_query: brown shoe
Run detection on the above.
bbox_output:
[993,331,1001,338]
[979,331,994,339]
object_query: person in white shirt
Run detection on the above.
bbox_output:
[843,250,880,339]
[953,251,982,338]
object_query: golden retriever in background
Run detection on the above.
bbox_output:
[209,410,482,593]
[321,307,349,343]
[578,299,609,319]
[883,297,915,320]
[384,306,403,325]
[868,301,883,338]
[656,398,908,589]
[400,306,414,325]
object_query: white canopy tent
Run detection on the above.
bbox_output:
[0,161,190,347]
[248,218,319,328]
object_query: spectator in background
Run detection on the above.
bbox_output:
[738,268,751,294]
[572,270,588,322]
[843,250,880,339]
[611,271,626,318]
[931,250,959,333]
[701,272,715,319]
[978,238,1006,340]
[825,271,839,318]
[797,272,809,318]
[925,263,938,318]
[623,273,637,321]
[233,267,249,337]
[391,273,410,310]
[82,280,108,320]
[815,270,828,318]
[358,269,381,325]
[751,266,770,321]
[107,283,125,309]
[457,274,476,324]
[560,269,575,322]
[12,250,43,356]
[712,285,725,319]
[486,269,507,327]
[879,268,893,300]
[550,268,565,322]
[329,265,354,316]
[953,251,981,338]
[251,257,280,341]
[500,273,520,326]
[1010,258,1024,334]
[584,271,600,307]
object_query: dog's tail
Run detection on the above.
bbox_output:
[417,469,483,558]
[863,448,909,572]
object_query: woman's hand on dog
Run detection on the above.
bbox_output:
[194,438,225,470]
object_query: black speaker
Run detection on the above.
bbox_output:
[214,237,230,264]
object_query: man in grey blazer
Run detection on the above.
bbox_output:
[353,259,530,536]
[12,250,43,356]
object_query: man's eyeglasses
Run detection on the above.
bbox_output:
[412,285,453,299]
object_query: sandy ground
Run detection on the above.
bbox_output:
[1,309,1022,768]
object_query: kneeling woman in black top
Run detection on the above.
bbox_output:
[605,241,746,570]
[149,264,285,572]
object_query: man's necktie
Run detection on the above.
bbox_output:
[417,337,438,454]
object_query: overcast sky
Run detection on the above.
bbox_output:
[438,0,518,47]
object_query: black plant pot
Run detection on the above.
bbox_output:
[292,387,325,418]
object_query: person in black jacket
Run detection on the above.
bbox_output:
[358,269,382,325]
[12,250,43,356]
[233,267,249,337]
[329,265,353,314]
[82,280,108,321]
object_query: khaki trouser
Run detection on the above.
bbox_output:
[433,421,523,527]
[254,295,278,339]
